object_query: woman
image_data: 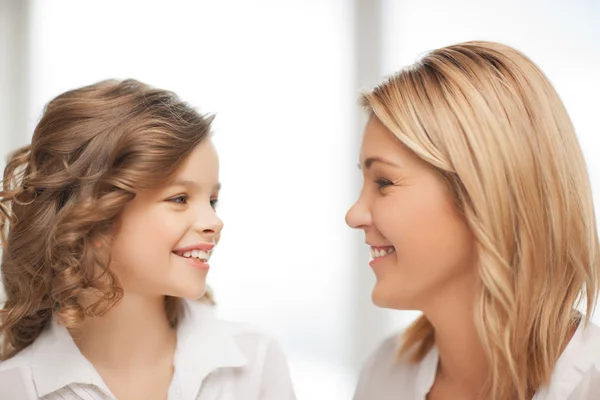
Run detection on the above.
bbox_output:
[347,41,600,399]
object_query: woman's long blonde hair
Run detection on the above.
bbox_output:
[361,41,600,399]
[0,79,215,360]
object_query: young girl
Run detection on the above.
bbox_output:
[0,79,296,400]
[347,41,600,399]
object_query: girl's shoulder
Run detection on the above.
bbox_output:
[182,299,285,360]
[0,346,39,399]
[178,300,296,399]
[0,343,35,372]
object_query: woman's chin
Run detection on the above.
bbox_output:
[371,281,416,310]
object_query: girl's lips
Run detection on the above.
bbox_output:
[175,252,210,270]
[173,242,214,252]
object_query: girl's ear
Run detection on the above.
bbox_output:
[93,226,116,250]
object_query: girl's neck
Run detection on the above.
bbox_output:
[69,293,177,369]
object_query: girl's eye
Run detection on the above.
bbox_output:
[210,198,219,209]
[168,195,188,204]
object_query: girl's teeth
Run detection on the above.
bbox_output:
[178,250,210,260]
[195,250,208,259]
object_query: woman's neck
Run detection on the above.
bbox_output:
[423,279,489,399]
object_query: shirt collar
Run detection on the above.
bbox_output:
[30,318,109,397]
[413,318,600,399]
[415,345,438,397]
[29,300,247,398]
[173,300,247,399]
[537,318,600,398]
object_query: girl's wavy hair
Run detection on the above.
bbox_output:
[361,41,600,399]
[0,79,215,360]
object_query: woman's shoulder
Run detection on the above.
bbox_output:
[579,319,600,360]
[539,320,600,399]
[354,332,437,400]
[561,319,600,376]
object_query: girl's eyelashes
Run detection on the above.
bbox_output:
[167,194,219,209]
[168,194,188,204]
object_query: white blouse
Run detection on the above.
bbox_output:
[354,319,600,400]
[0,300,296,400]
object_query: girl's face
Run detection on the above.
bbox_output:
[108,139,222,300]
[346,116,477,310]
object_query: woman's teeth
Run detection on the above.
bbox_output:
[370,247,395,259]
[176,250,210,260]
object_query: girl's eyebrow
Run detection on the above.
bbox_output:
[168,180,221,191]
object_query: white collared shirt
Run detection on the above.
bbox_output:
[0,300,297,400]
[354,319,600,400]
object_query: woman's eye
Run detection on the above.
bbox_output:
[169,195,188,204]
[210,198,219,209]
[375,178,393,189]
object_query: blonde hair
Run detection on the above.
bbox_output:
[361,41,600,399]
[0,79,215,360]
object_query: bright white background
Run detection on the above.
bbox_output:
[0,1,598,398]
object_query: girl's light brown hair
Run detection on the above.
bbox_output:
[361,41,600,399]
[0,79,215,360]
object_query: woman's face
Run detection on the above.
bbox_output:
[108,139,223,300]
[346,116,477,310]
